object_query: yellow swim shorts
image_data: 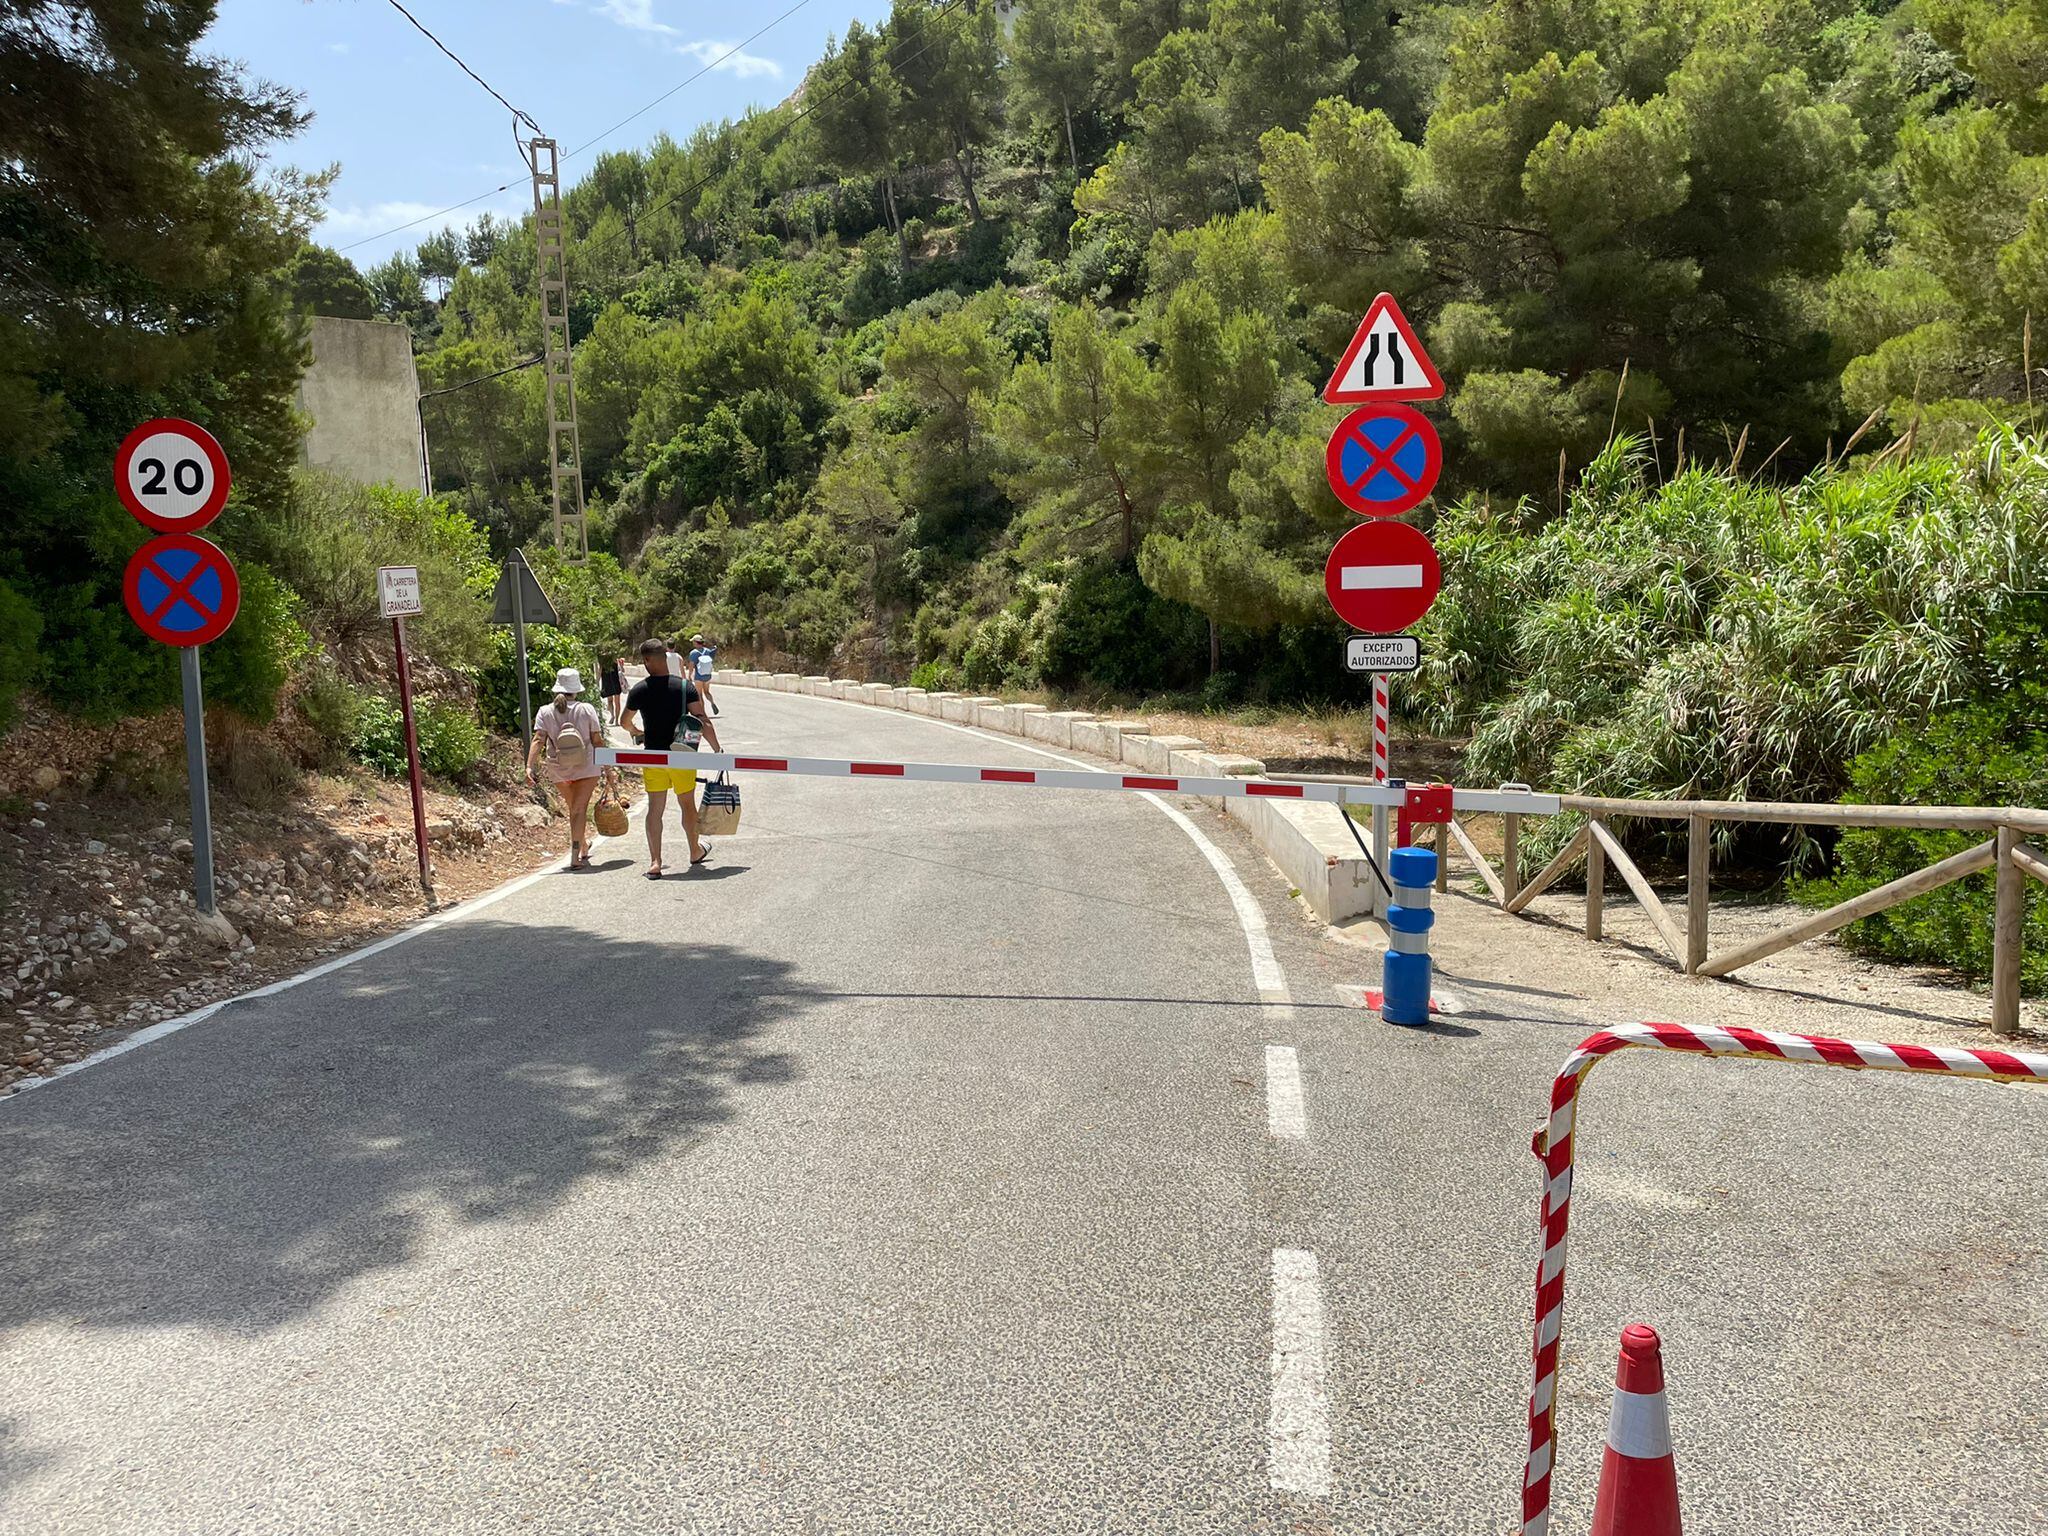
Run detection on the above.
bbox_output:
[642,765,697,795]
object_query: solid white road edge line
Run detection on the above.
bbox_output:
[1269,1247,1334,1496]
[898,707,1296,1014]
[1265,1045,1307,1139]
[3,776,654,1105]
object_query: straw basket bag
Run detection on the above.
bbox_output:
[591,773,630,839]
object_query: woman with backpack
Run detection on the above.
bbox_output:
[526,667,607,870]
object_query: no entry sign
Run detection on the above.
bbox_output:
[114,418,232,533]
[123,533,241,647]
[1325,404,1441,517]
[1324,520,1441,634]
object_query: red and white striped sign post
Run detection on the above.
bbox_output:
[1372,673,1390,784]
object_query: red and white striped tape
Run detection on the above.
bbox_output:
[594,748,1560,815]
[1372,674,1390,785]
[1522,1022,2048,1536]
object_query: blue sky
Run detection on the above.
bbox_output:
[205,0,888,266]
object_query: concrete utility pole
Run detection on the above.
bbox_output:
[527,137,589,564]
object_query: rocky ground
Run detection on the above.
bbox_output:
[0,701,633,1092]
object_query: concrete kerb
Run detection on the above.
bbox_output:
[1071,718,1148,759]
[1026,710,1094,750]
[721,676,1383,923]
[942,694,997,724]
[1125,733,1206,775]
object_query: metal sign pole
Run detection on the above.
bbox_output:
[392,616,434,900]
[179,646,217,915]
[512,579,532,749]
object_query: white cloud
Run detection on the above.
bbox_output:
[318,194,529,244]
[320,201,451,237]
[597,0,676,33]
[326,41,350,54]
[672,38,782,77]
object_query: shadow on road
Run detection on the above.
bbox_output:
[0,921,809,1336]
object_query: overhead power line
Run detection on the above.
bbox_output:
[342,0,823,254]
[574,0,969,264]
[417,0,971,399]
[383,0,544,136]
[418,355,544,399]
[566,0,823,159]
[338,180,522,255]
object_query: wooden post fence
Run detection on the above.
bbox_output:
[1270,774,2048,1037]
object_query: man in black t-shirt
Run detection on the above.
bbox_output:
[619,638,723,877]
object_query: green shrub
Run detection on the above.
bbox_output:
[1415,431,2048,804]
[1040,557,1207,695]
[224,472,493,673]
[0,577,44,731]
[910,659,958,692]
[347,693,409,778]
[295,662,365,767]
[1797,691,2048,993]
[418,700,487,781]
[478,626,591,736]
[339,687,486,782]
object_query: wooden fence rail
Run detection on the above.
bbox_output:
[1269,775,2046,1036]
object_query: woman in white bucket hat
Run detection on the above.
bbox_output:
[526,667,608,869]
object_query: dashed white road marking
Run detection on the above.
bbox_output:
[1265,1045,1307,1139]
[1269,1247,1333,1495]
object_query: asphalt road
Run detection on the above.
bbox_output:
[3,689,2044,1534]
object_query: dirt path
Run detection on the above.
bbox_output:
[0,706,642,1093]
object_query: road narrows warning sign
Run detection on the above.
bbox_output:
[1322,293,1444,405]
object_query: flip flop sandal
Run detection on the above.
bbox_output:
[645,865,664,880]
[690,849,712,866]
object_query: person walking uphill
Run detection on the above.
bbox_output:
[687,633,720,717]
[527,668,608,870]
[619,639,723,879]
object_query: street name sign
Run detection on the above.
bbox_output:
[378,565,424,618]
[1345,635,1421,673]
[114,417,232,533]
[1322,293,1445,405]
[1325,403,1441,516]
[1324,520,1442,634]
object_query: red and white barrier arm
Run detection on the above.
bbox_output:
[1521,1022,2048,1536]
[593,748,1560,815]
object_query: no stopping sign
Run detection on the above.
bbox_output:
[114,418,232,533]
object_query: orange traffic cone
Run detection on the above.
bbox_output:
[1590,1324,1683,1536]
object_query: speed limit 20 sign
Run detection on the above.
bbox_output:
[114,418,232,533]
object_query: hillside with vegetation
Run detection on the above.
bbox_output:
[3,0,2044,983]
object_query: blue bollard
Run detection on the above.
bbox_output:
[1382,844,1437,1026]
